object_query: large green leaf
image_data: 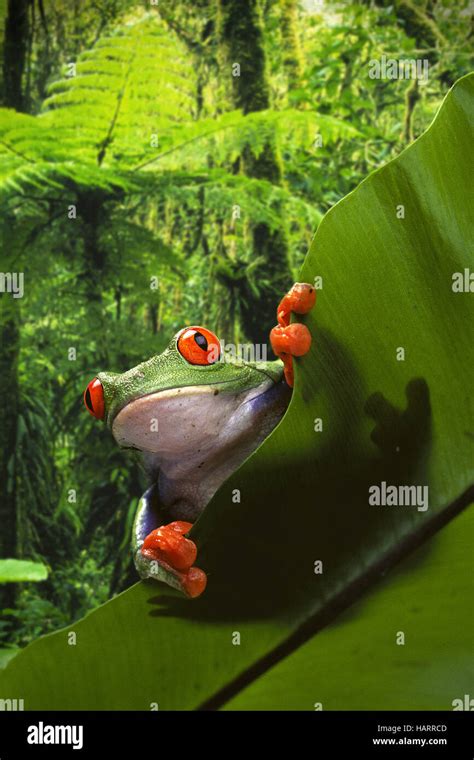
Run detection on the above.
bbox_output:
[0,649,19,669]
[224,506,474,710]
[0,73,472,710]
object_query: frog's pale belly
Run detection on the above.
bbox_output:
[113,380,290,520]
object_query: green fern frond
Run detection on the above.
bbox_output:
[138,108,360,174]
[0,13,355,205]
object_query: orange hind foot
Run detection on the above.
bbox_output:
[141,521,207,598]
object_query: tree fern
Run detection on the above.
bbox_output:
[0,12,356,204]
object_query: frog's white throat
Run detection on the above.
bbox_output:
[112,381,290,521]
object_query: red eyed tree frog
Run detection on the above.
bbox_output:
[84,283,315,598]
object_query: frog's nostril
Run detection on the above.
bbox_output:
[84,377,105,420]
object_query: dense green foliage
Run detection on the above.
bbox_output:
[0,0,472,651]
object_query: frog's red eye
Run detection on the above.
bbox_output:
[177,326,220,366]
[84,377,105,420]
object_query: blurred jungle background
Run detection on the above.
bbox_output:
[0,0,471,650]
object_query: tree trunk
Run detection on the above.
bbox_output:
[375,0,444,54]
[0,295,19,610]
[150,304,158,335]
[78,190,110,364]
[281,0,303,91]
[2,0,30,111]
[0,0,31,605]
[217,0,292,345]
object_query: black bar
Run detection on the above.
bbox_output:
[0,710,472,757]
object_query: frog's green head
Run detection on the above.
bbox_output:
[84,326,286,456]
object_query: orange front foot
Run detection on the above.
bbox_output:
[270,282,316,387]
[141,521,207,598]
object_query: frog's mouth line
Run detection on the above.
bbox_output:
[106,360,284,429]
